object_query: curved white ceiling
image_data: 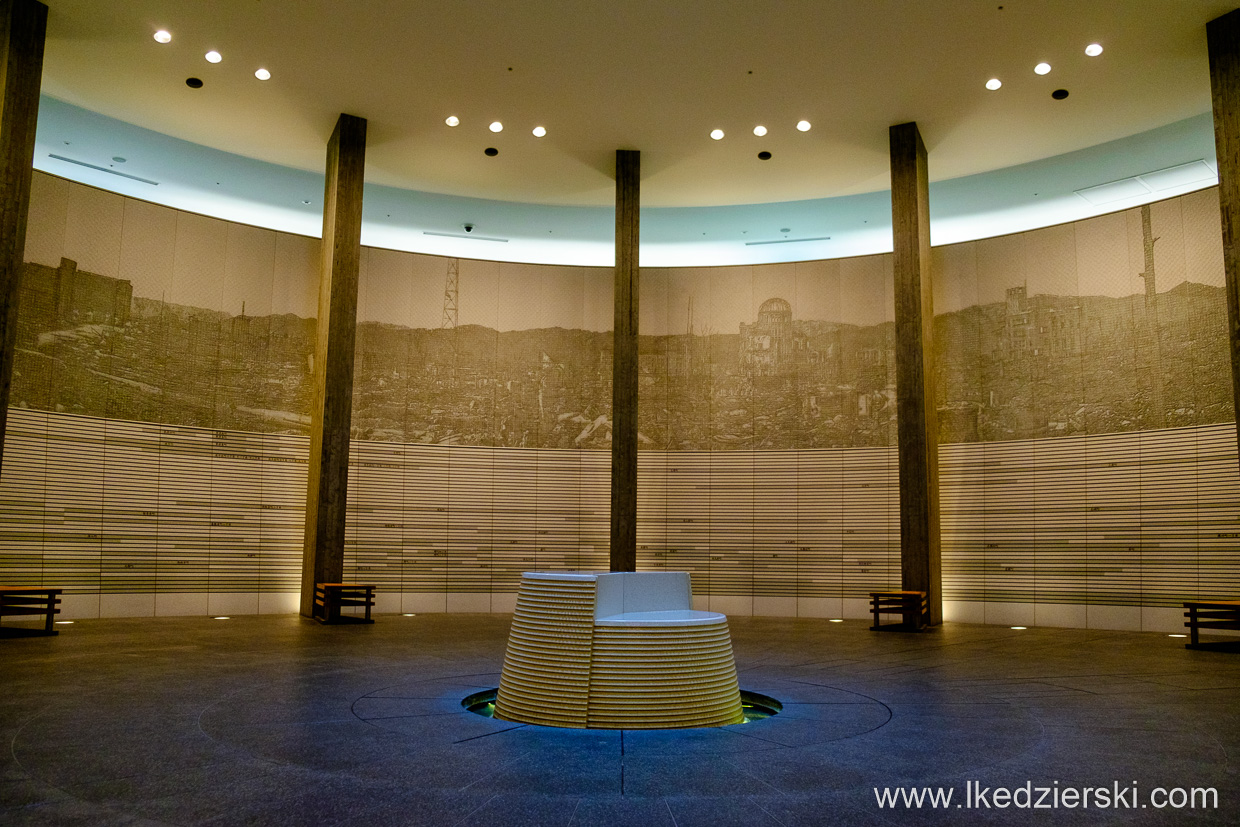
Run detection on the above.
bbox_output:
[35,98,1218,266]
[32,0,1230,265]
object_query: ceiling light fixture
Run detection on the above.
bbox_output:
[153,30,171,44]
[214,616,230,620]
[532,126,546,137]
[828,618,843,623]
[986,78,1002,91]
[55,620,74,624]
[796,120,811,132]
[445,116,459,127]
[254,68,271,81]
[710,129,724,140]
[1010,626,1027,630]
[1034,62,1051,75]
[489,121,503,133]
[1085,43,1103,57]
[753,125,767,137]
[205,50,222,64]
[757,151,771,160]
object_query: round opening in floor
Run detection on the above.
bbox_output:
[461,688,781,726]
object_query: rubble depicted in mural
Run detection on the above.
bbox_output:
[11,268,1231,451]
[934,280,1231,442]
[10,196,1230,449]
[12,258,316,434]
[351,323,616,448]
[635,302,897,450]
[935,202,1232,442]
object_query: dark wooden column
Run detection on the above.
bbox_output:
[300,114,367,616]
[610,149,640,572]
[1209,9,1240,464]
[889,122,942,625]
[0,0,46,476]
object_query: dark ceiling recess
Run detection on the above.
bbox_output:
[484,147,498,156]
[185,77,203,88]
[1052,89,1069,100]
[758,151,772,160]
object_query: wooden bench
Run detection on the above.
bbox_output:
[314,583,376,624]
[0,586,63,637]
[1183,601,1240,651]
[870,590,928,632]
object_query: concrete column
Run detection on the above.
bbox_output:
[300,114,367,616]
[0,0,45,476]
[889,121,942,625]
[610,149,640,572]
[1208,9,1240,463]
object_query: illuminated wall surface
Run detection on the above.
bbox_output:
[1,172,1236,629]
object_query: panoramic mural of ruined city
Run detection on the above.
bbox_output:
[933,188,1230,442]
[13,173,320,434]
[4,172,1234,617]
[10,175,1230,449]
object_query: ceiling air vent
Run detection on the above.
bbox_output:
[423,231,508,243]
[48,154,159,185]
[745,236,832,246]
[1074,160,1214,207]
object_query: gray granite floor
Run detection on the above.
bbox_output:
[2,613,1238,826]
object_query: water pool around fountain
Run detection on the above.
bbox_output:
[463,688,782,727]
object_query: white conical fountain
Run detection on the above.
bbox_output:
[494,571,744,729]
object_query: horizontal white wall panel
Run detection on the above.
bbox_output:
[2,408,1236,620]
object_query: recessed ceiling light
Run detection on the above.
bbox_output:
[112,156,126,163]
[302,199,311,204]
[489,121,503,133]
[205,50,222,64]
[445,115,460,127]
[1034,62,1051,75]
[214,616,230,620]
[753,125,767,137]
[1085,43,1103,57]
[710,129,724,140]
[532,126,547,137]
[402,613,416,617]
[796,120,811,132]
[1010,626,1027,630]
[153,30,171,44]
[986,78,1002,91]
[185,77,203,89]
[254,68,271,81]
[484,147,499,156]
[1052,88,1070,100]
[828,618,843,623]
[757,151,771,160]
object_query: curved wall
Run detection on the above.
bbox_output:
[0,172,1236,630]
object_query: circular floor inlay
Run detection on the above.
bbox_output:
[460,688,782,726]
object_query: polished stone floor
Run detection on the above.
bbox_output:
[2,612,1238,826]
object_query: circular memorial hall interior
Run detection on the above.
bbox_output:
[3,1,1240,825]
